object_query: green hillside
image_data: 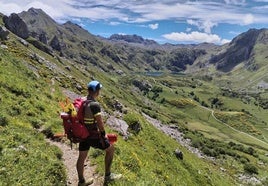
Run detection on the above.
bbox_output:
[1,13,268,186]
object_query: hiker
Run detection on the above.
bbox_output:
[76,80,122,186]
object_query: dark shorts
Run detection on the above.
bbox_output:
[79,137,110,151]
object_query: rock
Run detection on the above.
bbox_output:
[0,26,9,40]
[113,100,124,112]
[3,13,29,39]
[174,149,183,160]
[107,63,115,70]
[0,45,8,49]
[19,38,29,47]
[39,32,48,44]
[50,35,61,51]
[116,70,124,75]
[65,66,71,71]
[106,116,129,137]
[132,79,152,92]
[75,83,83,92]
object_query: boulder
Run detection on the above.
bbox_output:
[106,116,129,138]
[39,32,48,44]
[50,35,61,51]
[3,13,29,39]
[0,26,9,40]
[113,100,124,112]
[19,38,29,47]
[174,149,183,160]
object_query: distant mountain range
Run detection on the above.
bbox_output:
[1,8,268,80]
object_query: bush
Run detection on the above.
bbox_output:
[123,112,142,134]
[0,144,3,154]
[244,163,258,175]
[0,114,8,126]
[30,119,43,129]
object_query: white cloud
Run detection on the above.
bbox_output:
[242,14,254,25]
[0,3,23,15]
[221,39,231,44]
[149,23,158,30]
[0,0,265,26]
[0,0,266,44]
[224,0,246,5]
[162,31,228,45]
[109,21,121,26]
[187,19,217,33]
[186,27,192,32]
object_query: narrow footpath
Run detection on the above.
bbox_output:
[48,139,102,186]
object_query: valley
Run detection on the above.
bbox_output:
[0,8,268,186]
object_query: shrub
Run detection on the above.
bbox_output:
[123,112,142,134]
[30,119,43,129]
[0,144,3,154]
[244,163,258,175]
[0,114,8,126]
[202,147,217,157]
[41,127,54,138]
[191,138,203,148]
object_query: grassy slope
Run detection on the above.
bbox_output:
[90,112,236,186]
[0,40,236,185]
[1,25,268,185]
[113,74,268,183]
[0,38,235,185]
[0,39,66,185]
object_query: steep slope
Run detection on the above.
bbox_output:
[1,9,268,185]
[0,23,238,186]
[209,28,268,72]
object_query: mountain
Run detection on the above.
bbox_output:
[108,33,158,45]
[4,7,268,77]
[209,28,268,72]
[1,8,268,185]
[2,7,268,96]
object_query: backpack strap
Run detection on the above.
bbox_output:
[77,99,91,124]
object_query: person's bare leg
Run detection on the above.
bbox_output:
[77,150,88,181]
[105,145,114,175]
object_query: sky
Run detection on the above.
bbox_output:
[0,0,267,45]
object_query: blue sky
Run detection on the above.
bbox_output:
[0,0,267,45]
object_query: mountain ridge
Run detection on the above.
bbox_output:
[2,8,268,93]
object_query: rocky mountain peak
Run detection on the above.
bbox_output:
[209,28,268,72]
[27,7,44,15]
[230,28,267,47]
[18,7,58,32]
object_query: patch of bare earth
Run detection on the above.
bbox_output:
[48,139,103,186]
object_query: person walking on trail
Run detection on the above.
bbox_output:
[77,80,122,186]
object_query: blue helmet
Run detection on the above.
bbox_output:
[87,80,102,91]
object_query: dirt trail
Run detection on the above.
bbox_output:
[48,139,103,186]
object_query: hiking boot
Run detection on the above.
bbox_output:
[78,178,93,186]
[104,173,122,182]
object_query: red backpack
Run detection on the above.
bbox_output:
[60,98,90,145]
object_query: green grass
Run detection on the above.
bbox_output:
[90,112,236,186]
[1,23,268,186]
[0,42,66,185]
[0,125,66,185]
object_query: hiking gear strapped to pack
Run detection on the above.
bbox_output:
[59,98,91,144]
[107,133,117,145]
